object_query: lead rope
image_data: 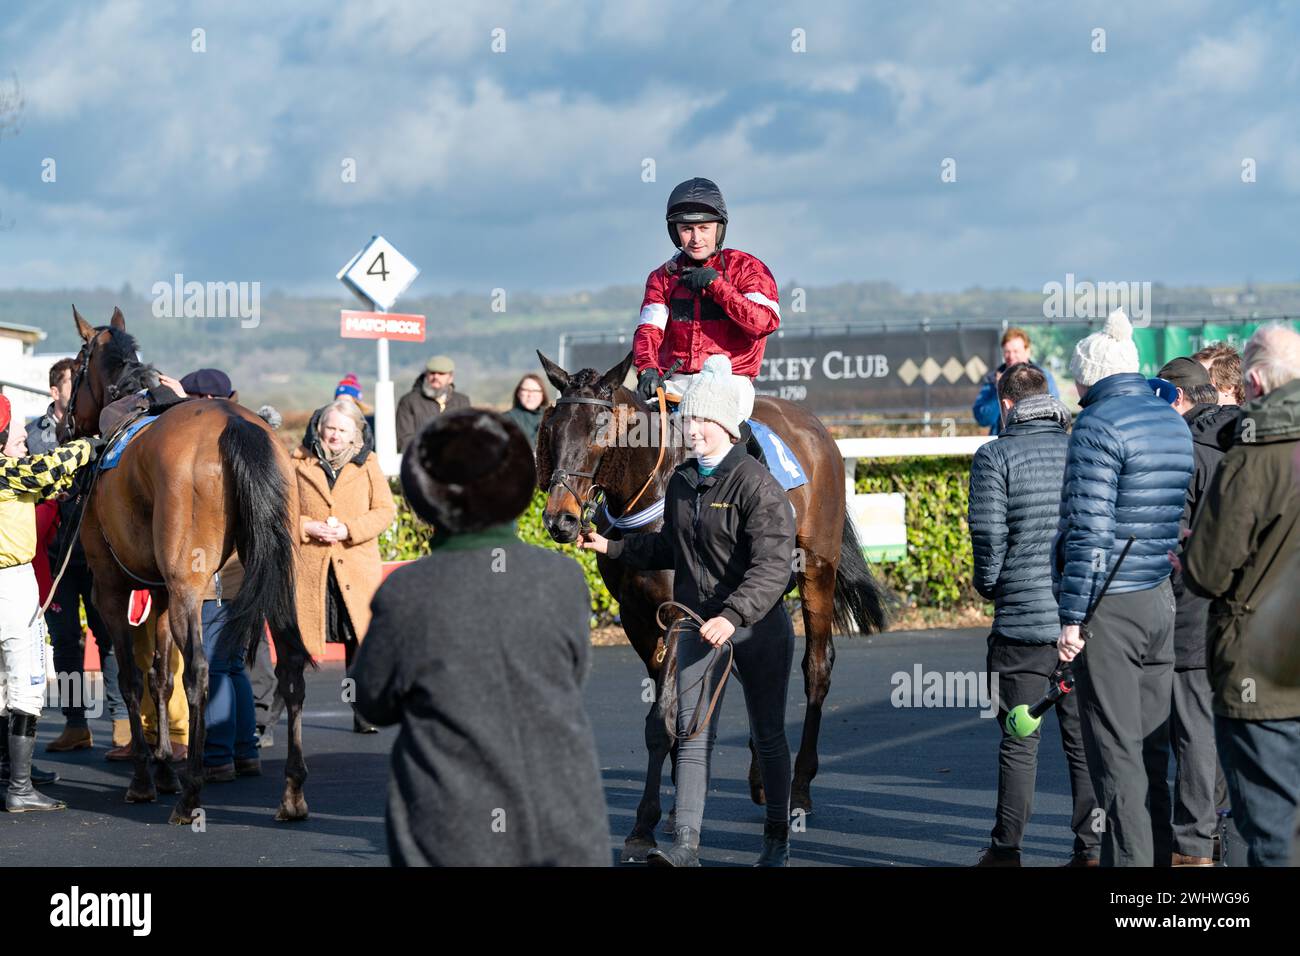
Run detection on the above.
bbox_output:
[656,600,734,742]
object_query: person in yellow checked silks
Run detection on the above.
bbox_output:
[104,598,188,762]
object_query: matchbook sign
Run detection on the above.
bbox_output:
[340,310,427,342]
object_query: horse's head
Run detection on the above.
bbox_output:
[535,349,637,544]
[66,305,157,439]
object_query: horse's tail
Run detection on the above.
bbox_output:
[216,415,313,668]
[832,512,891,636]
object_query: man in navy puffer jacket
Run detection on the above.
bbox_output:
[969,364,1099,867]
[1054,309,1194,867]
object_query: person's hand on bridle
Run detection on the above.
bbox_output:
[698,616,735,647]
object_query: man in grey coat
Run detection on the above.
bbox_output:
[969,363,1098,867]
[352,408,608,866]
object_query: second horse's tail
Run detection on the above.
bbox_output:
[217,414,312,668]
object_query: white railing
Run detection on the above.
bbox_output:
[836,435,993,496]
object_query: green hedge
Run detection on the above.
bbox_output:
[855,457,976,609]
[379,456,980,621]
[378,481,620,626]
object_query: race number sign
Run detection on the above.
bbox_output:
[340,310,426,342]
[336,235,419,311]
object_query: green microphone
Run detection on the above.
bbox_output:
[1004,535,1137,738]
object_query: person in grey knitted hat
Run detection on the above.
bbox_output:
[677,354,742,442]
[580,351,799,867]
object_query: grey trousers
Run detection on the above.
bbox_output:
[250,631,284,729]
[670,605,794,833]
[1170,668,1219,857]
[1074,578,1176,867]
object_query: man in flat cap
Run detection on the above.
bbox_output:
[395,355,471,452]
[1155,355,1239,865]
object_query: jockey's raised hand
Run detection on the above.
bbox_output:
[636,367,664,403]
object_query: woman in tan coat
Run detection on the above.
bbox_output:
[292,399,396,733]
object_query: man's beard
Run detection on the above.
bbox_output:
[422,380,450,401]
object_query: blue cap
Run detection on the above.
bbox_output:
[1148,377,1179,405]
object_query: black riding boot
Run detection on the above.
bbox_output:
[647,826,701,867]
[5,714,66,812]
[0,716,59,787]
[739,421,768,468]
[754,822,790,867]
[344,638,377,734]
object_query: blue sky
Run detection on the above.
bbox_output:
[0,0,1297,298]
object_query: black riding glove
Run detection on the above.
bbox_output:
[679,267,718,294]
[637,367,664,402]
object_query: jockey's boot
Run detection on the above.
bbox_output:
[753,821,790,867]
[5,715,66,812]
[739,421,768,468]
[0,716,59,787]
[647,826,701,867]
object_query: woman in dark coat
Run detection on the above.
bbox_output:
[501,373,548,449]
[352,409,609,866]
[579,355,798,866]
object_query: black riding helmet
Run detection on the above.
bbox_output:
[666,177,727,250]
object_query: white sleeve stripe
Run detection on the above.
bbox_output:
[743,291,780,318]
[638,303,668,329]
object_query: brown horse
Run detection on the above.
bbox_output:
[64,307,312,825]
[535,351,888,862]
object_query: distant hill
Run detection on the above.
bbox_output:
[4,279,1296,413]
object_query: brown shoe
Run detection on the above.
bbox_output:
[111,719,131,748]
[104,743,135,762]
[235,757,262,777]
[1063,852,1100,867]
[1172,852,1214,867]
[973,847,1021,867]
[204,763,236,783]
[46,726,93,752]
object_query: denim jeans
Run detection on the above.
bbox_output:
[202,600,258,766]
[1215,715,1300,866]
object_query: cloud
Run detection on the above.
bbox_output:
[0,0,1298,298]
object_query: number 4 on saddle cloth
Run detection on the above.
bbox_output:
[746,419,807,492]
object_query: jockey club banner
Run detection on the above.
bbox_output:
[561,325,1003,419]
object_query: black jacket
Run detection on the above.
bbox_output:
[607,441,796,629]
[395,374,471,452]
[1171,402,1238,669]
[968,394,1072,644]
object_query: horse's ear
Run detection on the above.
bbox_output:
[73,305,95,342]
[110,307,126,331]
[533,405,555,491]
[600,351,636,393]
[537,351,570,393]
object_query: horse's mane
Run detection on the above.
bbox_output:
[96,325,159,394]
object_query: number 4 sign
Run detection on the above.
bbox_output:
[336,235,419,312]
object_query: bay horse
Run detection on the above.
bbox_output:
[535,350,888,862]
[64,306,312,825]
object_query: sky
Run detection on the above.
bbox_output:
[0,0,1297,299]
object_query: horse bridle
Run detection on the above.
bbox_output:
[63,333,151,442]
[547,381,675,530]
[548,394,617,529]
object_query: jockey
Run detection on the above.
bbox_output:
[0,395,97,812]
[634,178,779,459]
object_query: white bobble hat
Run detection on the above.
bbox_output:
[1070,308,1141,387]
